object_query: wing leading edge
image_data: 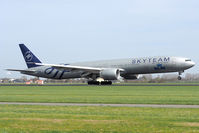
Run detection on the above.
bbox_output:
[35,63,102,73]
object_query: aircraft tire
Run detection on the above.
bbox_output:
[101,81,112,85]
[88,81,112,85]
[88,81,100,85]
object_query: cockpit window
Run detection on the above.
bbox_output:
[185,59,191,61]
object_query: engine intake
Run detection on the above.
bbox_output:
[100,68,120,80]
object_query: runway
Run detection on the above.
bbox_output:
[1,83,199,86]
[1,102,199,108]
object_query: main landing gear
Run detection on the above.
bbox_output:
[87,77,112,85]
[87,80,112,85]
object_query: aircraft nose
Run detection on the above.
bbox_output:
[187,61,195,68]
[191,61,195,67]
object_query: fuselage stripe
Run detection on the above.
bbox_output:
[59,71,65,79]
[52,70,59,78]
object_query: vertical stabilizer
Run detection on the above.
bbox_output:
[19,44,42,68]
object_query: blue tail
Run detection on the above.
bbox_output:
[19,44,42,68]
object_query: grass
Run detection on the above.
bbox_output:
[0,85,199,132]
[0,86,199,104]
[0,105,199,133]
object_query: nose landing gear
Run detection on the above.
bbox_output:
[178,76,182,80]
[178,71,184,80]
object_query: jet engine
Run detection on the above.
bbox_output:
[100,68,120,80]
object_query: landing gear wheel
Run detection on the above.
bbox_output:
[101,81,112,85]
[87,81,112,85]
[88,81,100,85]
[178,71,183,80]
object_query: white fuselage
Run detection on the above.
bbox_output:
[23,56,195,80]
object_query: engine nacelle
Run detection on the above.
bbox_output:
[100,68,120,80]
[122,74,138,80]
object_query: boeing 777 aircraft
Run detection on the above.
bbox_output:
[7,44,195,85]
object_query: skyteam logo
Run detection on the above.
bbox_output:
[25,51,33,61]
[132,57,170,64]
[154,64,166,70]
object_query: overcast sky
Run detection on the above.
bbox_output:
[1,0,199,78]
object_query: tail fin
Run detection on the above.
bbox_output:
[19,44,42,68]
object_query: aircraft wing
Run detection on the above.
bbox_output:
[36,63,102,73]
[6,69,36,74]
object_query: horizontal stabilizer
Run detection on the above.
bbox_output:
[6,69,36,74]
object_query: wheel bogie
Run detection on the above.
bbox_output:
[88,81,112,85]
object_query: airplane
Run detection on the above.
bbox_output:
[7,44,195,85]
